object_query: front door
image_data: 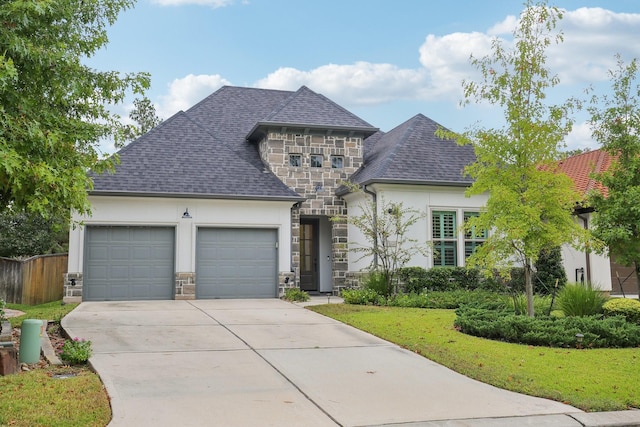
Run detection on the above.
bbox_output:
[300,218,319,291]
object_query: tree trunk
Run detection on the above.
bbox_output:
[525,258,535,317]
[634,261,640,297]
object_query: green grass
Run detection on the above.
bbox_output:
[5,300,79,328]
[1,301,111,427]
[309,304,640,412]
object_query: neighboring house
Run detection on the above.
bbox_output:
[65,85,487,302]
[557,149,637,295]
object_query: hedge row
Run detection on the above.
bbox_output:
[396,266,563,295]
[454,307,640,348]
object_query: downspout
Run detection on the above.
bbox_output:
[363,185,378,268]
[576,213,591,284]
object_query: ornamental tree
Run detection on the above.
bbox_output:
[588,56,640,289]
[0,1,150,221]
[341,192,427,297]
[439,0,588,316]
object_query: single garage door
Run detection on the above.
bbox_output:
[84,226,175,301]
[197,228,277,298]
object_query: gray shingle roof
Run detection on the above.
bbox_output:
[91,111,301,200]
[91,85,380,199]
[90,86,473,200]
[349,114,475,187]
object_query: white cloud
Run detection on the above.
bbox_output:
[157,74,231,118]
[255,62,428,106]
[150,0,234,8]
[151,6,638,131]
[565,121,596,151]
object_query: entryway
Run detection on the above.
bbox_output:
[299,217,333,293]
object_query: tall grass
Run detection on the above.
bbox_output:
[557,282,608,317]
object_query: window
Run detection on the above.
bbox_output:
[432,211,457,266]
[289,154,301,167]
[464,212,486,259]
[310,154,323,168]
[331,156,344,169]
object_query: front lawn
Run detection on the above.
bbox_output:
[309,304,639,412]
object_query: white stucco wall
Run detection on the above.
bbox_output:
[561,212,612,291]
[68,195,295,275]
[343,184,489,273]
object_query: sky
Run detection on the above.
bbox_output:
[86,0,640,153]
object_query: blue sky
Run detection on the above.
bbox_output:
[87,0,640,153]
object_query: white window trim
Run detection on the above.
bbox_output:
[429,208,484,268]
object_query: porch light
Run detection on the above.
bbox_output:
[182,208,192,219]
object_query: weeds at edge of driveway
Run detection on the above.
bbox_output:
[309,304,639,412]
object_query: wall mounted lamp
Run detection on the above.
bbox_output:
[182,208,192,219]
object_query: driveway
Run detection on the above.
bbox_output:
[63,299,582,427]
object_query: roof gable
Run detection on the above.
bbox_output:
[349,114,475,186]
[247,86,378,141]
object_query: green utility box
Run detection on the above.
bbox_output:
[19,319,43,364]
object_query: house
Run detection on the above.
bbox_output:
[65,85,487,302]
[557,149,638,296]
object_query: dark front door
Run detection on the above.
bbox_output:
[300,218,319,291]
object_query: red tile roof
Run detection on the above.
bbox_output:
[556,149,614,198]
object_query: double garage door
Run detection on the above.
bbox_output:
[83,226,277,301]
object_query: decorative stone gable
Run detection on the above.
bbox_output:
[259,131,363,208]
[259,130,364,292]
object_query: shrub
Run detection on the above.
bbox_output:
[59,337,92,364]
[0,299,5,322]
[341,288,384,305]
[283,288,310,302]
[396,267,429,293]
[363,270,393,296]
[455,307,640,348]
[534,246,567,295]
[509,293,553,316]
[557,282,608,317]
[603,298,640,324]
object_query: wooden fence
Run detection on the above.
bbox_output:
[0,254,67,305]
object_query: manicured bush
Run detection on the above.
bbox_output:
[283,288,310,302]
[454,307,640,348]
[557,282,608,317]
[396,266,504,293]
[341,288,384,305]
[396,267,429,293]
[603,298,640,324]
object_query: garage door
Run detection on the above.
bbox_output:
[84,226,175,301]
[196,228,277,298]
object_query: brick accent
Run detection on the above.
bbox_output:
[259,130,364,293]
[175,272,196,300]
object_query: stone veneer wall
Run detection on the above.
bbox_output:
[63,272,197,302]
[63,272,83,303]
[259,130,363,293]
[175,272,196,300]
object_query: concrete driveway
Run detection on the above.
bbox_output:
[62,299,585,427]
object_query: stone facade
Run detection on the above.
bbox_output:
[259,130,364,292]
[63,272,83,303]
[175,272,196,300]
